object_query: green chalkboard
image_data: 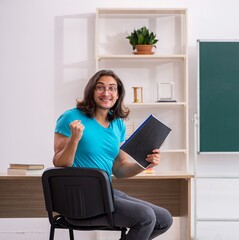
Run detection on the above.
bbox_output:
[198,40,239,152]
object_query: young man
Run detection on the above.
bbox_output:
[53,69,173,240]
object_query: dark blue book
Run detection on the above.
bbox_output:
[121,114,171,169]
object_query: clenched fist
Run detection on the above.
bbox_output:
[69,120,85,143]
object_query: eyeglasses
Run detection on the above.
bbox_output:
[95,85,118,94]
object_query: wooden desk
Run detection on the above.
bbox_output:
[0,173,193,240]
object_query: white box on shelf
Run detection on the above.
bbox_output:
[157,82,176,102]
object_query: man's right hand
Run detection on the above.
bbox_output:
[53,120,85,167]
[69,120,85,143]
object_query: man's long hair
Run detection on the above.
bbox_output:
[77,69,129,121]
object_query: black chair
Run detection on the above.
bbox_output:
[42,167,127,240]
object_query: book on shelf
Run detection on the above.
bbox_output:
[120,114,171,169]
[9,163,44,170]
[7,168,44,176]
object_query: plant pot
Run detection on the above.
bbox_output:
[134,45,154,55]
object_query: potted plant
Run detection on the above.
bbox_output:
[126,26,158,54]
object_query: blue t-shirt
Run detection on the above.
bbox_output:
[55,108,126,178]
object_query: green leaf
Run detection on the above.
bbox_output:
[126,26,158,49]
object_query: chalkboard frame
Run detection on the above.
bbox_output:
[197,40,239,153]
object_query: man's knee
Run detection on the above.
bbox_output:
[159,208,173,232]
[138,207,157,227]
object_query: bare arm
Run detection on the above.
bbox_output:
[112,148,161,179]
[53,120,85,167]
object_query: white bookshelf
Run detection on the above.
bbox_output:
[95,8,189,175]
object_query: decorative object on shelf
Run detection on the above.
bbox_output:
[126,26,158,55]
[132,87,143,103]
[157,82,176,102]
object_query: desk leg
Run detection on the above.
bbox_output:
[180,178,191,240]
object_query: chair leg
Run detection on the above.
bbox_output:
[120,228,127,240]
[69,229,74,240]
[49,226,55,240]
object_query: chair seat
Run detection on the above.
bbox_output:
[55,215,125,232]
[65,214,112,227]
[54,215,122,231]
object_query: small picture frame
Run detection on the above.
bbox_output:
[157,82,176,102]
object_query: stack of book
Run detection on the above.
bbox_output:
[7,163,45,176]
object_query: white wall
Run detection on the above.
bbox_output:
[1,0,239,239]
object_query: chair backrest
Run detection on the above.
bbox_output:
[42,167,115,221]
